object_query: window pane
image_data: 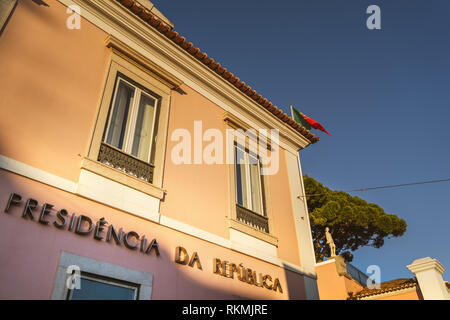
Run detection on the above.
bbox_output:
[69,277,136,300]
[131,93,156,161]
[235,147,248,208]
[106,80,135,150]
[249,155,263,215]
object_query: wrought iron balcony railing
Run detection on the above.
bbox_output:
[98,142,154,184]
[236,204,269,233]
[346,263,369,287]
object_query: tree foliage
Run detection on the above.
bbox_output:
[303,175,407,262]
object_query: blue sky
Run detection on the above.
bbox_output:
[150,0,450,281]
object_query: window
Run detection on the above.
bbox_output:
[51,252,153,300]
[97,75,161,184]
[224,113,278,245]
[104,74,160,164]
[68,273,139,300]
[235,144,264,216]
[234,143,271,234]
[84,36,183,199]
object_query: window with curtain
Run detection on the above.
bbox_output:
[235,144,265,215]
[104,75,159,164]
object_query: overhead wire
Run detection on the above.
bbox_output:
[301,178,450,198]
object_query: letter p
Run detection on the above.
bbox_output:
[4,193,22,213]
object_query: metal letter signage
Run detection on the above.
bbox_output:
[174,246,202,269]
[3,192,160,257]
[5,193,283,294]
[212,258,283,293]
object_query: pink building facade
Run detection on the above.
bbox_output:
[0,0,320,300]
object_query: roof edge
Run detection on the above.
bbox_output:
[115,0,320,145]
[355,278,418,299]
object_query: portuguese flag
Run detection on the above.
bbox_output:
[291,105,331,136]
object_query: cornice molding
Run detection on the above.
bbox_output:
[407,257,446,275]
[57,0,312,153]
[105,35,183,89]
[223,112,274,151]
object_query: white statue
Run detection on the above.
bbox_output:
[325,227,336,257]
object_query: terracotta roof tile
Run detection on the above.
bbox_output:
[138,10,151,20]
[222,71,231,80]
[355,278,418,299]
[130,3,142,14]
[115,0,320,144]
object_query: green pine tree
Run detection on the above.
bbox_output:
[303,175,407,262]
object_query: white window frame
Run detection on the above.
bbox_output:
[104,75,160,164]
[51,252,153,300]
[234,143,265,216]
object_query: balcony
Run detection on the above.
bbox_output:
[235,204,269,233]
[346,263,370,287]
[97,142,154,184]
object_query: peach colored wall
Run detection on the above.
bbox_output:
[268,149,301,266]
[160,85,230,239]
[315,262,349,300]
[344,276,364,297]
[0,169,307,300]
[162,84,302,265]
[0,0,110,182]
[316,261,420,300]
[316,261,364,300]
[0,0,306,293]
